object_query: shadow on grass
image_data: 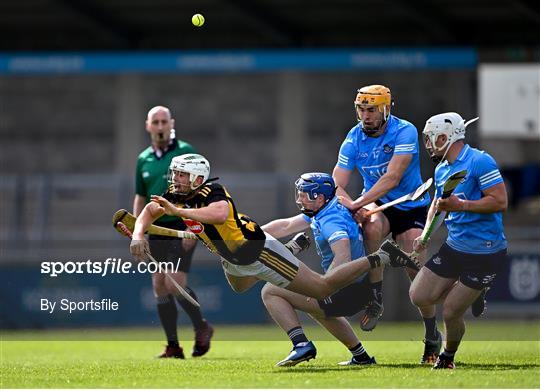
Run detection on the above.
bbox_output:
[272,366,378,373]
[380,362,540,370]
[271,364,421,373]
[457,362,540,370]
[271,362,540,373]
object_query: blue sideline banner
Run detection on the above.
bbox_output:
[0,48,477,74]
[489,253,540,306]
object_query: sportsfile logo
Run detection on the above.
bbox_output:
[41,258,183,277]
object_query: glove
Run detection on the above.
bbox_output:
[284,232,311,256]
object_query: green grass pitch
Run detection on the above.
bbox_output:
[2,321,539,388]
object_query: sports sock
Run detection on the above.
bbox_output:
[349,342,370,361]
[175,286,205,329]
[287,326,308,346]
[442,348,456,359]
[371,281,383,304]
[423,316,438,340]
[156,295,178,346]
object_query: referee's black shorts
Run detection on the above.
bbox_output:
[148,219,196,273]
[375,200,428,239]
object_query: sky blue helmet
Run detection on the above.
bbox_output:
[295,173,336,216]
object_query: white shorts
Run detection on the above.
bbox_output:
[220,232,300,288]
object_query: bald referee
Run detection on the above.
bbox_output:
[133,106,213,359]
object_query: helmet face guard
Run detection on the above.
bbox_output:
[167,154,210,195]
[167,169,193,195]
[354,85,393,136]
[294,173,336,217]
[294,192,318,217]
[422,133,445,163]
[423,113,478,164]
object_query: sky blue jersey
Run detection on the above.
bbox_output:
[302,197,366,274]
[337,115,430,210]
[435,144,507,254]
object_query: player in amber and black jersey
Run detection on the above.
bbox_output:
[163,181,267,267]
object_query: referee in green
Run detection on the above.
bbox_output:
[133,105,213,359]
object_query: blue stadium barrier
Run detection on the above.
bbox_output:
[502,165,540,206]
[0,264,268,329]
[489,253,540,305]
[0,48,477,74]
[1,252,537,329]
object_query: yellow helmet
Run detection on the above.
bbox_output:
[354,84,392,119]
[355,84,392,108]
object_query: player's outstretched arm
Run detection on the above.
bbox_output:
[181,200,229,224]
[152,195,230,224]
[149,195,181,217]
[261,214,309,239]
[133,201,164,240]
[130,202,164,262]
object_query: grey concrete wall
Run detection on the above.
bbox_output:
[481,138,540,167]
[1,70,477,176]
[0,75,116,173]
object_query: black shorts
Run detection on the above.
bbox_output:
[375,201,427,239]
[318,278,371,317]
[148,219,195,273]
[424,243,507,290]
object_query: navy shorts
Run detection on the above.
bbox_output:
[424,243,507,290]
[148,220,195,273]
[318,278,371,317]
[375,201,427,239]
